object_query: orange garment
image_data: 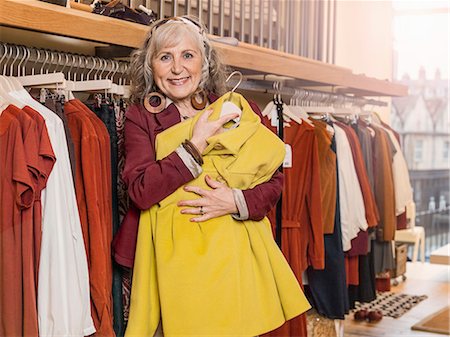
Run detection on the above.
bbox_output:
[6,106,42,337]
[344,255,359,286]
[372,126,396,241]
[312,120,337,234]
[0,107,35,337]
[336,122,379,227]
[70,99,112,249]
[263,119,324,337]
[64,101,114,337]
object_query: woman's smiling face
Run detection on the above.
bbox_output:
[152,32,203,104]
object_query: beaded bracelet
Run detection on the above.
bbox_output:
[182,139,204,166]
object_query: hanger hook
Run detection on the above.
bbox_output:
[9,45,20,76]
[105,59,113,80]
[67,54,76,81]
[60,53,69,75]
[0,44,9,75]
[73,54,83,81]
[110,60,120,82]
[47,50,55,74]
[86,56,97,80]
[16,46,26,77]
[40,50,49,74]
[98,57,107,79]
[78,56,87,81]
[225,70,243,93]
[24,47,31,76]
[53,51,62,73]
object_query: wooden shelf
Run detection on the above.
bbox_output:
[0,0,408,97]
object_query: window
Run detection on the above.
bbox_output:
[443,141,449,160]
[414,140,423,162]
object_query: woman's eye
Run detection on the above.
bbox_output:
[183,52,194,59]
[160,54,171,61]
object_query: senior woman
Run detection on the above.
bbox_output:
[119,16,310,337]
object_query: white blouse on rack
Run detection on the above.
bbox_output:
[333,123,368,252]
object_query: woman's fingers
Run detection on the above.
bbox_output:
[183,185,207,196]
[205,174,224,189]
[216,112,240,126]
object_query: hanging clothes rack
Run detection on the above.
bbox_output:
[226,77,388,108]
[0,42,130,86]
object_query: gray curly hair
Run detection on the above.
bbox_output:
[128,16,228,104]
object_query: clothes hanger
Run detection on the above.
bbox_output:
[67,56,113,93]
[0,44,16,92]
[262,81,301,125]
[15,46,66,88]
[221,70,243,125]
[289,89,314,126]
[0,44,27,108]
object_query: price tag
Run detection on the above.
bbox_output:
[283,144,292,168]
[270,108,278,127]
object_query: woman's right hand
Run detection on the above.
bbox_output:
[190,109,240,153]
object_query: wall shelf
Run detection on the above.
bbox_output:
[0,0,407,97]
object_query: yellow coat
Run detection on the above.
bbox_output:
[126,93,310,337]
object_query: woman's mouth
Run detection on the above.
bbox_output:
[168,77,190,86]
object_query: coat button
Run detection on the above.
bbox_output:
[214,144,224,150]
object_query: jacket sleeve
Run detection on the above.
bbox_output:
[240,100,284,221]
[122,105,197,210]
[242,170,284,221]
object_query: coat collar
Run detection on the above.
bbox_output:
[186,92,261,156]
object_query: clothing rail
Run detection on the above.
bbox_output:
[227,78,388,108]
[0,43,129,82]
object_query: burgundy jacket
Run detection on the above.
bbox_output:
[112,95,284,268]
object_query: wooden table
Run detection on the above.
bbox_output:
[430,244,450,265]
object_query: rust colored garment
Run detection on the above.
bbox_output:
[312,119,337,234]
[0,107,35,337]
[372,126,396,241]
[64,101,115,337]
[345,255,359,286]
[5,106,42,337]
[70,99,113,248]
[262,119,324,337]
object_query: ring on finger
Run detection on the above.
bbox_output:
[199,206,204,215]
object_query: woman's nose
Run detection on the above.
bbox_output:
[171,58,183,74]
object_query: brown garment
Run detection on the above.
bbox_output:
[263,120,324,337]
[44,98,76,183]
[372,126,396,241]
[312,120,337,234]
[64,101,114,337]
[0,107,35,337]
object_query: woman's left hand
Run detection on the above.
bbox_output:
[178,175,238,222]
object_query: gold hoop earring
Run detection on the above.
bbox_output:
[190,90,208,110]
[144,92,166,114]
